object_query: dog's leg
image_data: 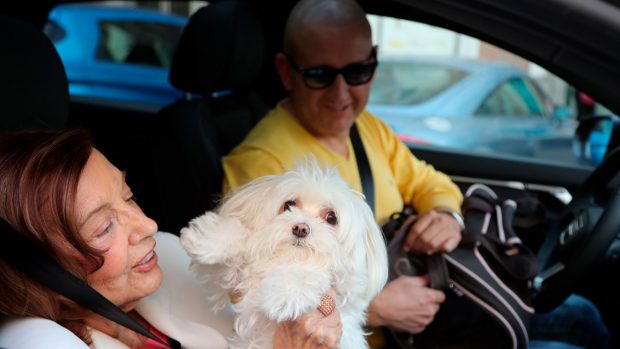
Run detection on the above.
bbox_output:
[179,212,250,310]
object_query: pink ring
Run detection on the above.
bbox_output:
[317,294,336,317]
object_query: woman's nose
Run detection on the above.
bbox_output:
[128,206,158,244]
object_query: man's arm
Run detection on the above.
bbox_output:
[368,112,463,214]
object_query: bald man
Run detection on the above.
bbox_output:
[223,1,462,346]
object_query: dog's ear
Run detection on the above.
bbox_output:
[350,192,389,299]
[218,174,283,228]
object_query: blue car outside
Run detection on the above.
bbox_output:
[368,56,578,163]
[44,4,188,109]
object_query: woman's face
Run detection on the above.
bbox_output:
[75,149,161,311]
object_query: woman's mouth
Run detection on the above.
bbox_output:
[133,250,158,272]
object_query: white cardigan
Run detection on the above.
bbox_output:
[0,232,235,349]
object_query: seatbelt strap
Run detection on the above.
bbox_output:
[350,122,375,214]
[0,218,171,347]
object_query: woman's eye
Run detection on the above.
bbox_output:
[126,194,137,203]
[283,200,296,211]
[95,222,113,238]
[325,211,338,226]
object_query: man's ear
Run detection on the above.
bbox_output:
[275,52,293,91]
[370,45,379,84]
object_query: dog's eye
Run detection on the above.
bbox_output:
[283,200,296,211]
[325,211,338,226]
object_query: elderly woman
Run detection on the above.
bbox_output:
[0,129,341,349]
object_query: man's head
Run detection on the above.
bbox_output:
[275,0,376,139]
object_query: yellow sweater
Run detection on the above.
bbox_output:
[222,102,462,224]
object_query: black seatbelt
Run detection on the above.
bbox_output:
[350,122,375,214]
[0,218,173,347]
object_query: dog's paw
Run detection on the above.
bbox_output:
[180,212,247,264]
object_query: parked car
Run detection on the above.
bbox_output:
[368,56,577,163]
[43,3,187,109]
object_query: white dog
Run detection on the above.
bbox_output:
[180,161,388,349]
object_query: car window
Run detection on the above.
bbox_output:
[369,61,469,106]
[476,77,546,117]
[96,21,183,69]
[366,15,607,167]
[44,4,191,109]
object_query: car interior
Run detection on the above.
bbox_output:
[151,0,269,234]
[2,0,620,347]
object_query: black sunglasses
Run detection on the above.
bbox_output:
[285,48,378,89]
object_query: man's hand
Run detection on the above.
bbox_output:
[404,209,462,254]
[366,275,445,334]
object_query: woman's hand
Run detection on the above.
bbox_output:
[272,288,342,349]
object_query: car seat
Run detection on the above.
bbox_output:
[0,14,87,349]
[0,15,69,132]
[151,0,269,234]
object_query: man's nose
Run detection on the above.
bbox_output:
[326,73,350,98]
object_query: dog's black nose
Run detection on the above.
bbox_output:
[292,223,310,238]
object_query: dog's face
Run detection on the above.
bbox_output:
[218,160,388,298]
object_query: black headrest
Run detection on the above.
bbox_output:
[169,1,265,95]
[0,15,69,132]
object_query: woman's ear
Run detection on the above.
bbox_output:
[275,52,293,91]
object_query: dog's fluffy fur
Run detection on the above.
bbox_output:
[180,160,388,349]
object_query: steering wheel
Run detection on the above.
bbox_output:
[533,147,620,312]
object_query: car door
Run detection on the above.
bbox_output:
[367,0,620,338]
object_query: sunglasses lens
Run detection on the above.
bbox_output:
[303,67,337,89]
[342,62,377,86]
[292,52,377,89]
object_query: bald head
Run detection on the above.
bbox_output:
[283,0,371,55]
